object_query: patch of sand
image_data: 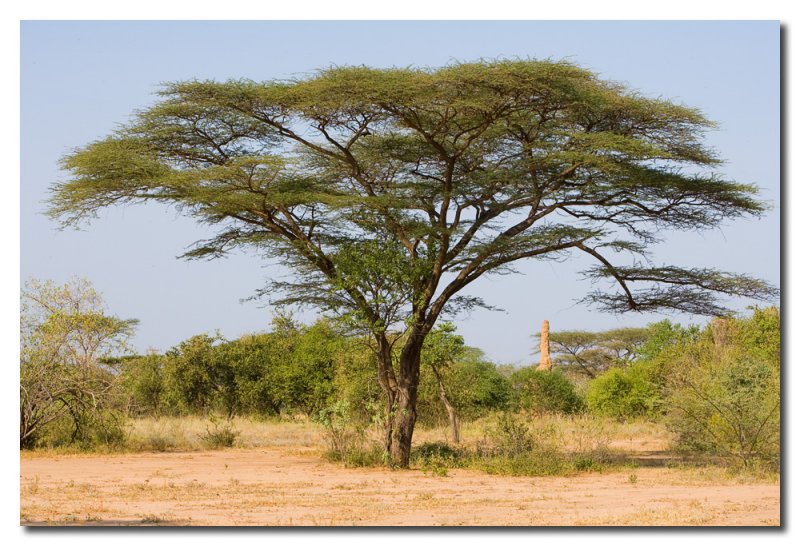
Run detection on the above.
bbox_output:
[20,449,780,526]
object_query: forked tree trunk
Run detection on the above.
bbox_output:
[431,362,460,444]
[374,335,398,457]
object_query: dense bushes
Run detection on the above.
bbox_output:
[417,348,512,426]
[585,366,659,420]
[664,308,780,468]
[117,319,345,419]
[21,278,781,471]
[510,368,584,414]
[583,308,780,468]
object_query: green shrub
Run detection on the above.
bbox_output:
[586,366,660,420]
[412,442,464,474]
[416,347,512,427]
[201,419,239,449]
[119,354,165,416]
[510,368,585,414]
[470,413,570,475]
[489,412,541,454]
[314,400,367,461]
[334,445,386,468]
[35,409,127,451]
[474,452,569,476]
[665,309,780,468]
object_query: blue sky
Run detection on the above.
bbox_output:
[20,21,780,364]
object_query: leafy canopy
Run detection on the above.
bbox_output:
[540,327,651,378]
[51,60,776,336]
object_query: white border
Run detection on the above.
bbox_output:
[3,1,794,543]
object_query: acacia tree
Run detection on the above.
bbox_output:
[49,60,776,466]
[542,327,651,379]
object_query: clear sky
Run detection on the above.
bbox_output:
[20,21,780,364]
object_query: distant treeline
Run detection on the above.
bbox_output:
[21,279,779,468]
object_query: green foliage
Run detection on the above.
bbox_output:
[333,445,387,468]
[417,350,511,425]
[412,442,463,466]
[546,327,651,378]
[489,412,544,455]
[412,442,465,476]
[510,368,585,414]
[50,60,774,330]
[314,399,385,467]
[161,334,232,416]
[20,278,137,449]
[201,419,239,449]
[664,307,780,468]
[146,317,343,419]
[265,319,338,415]
[467,413,609,476]
[637,320,700,362]
[314,400,364,460]
[118,355,166,416]
[50,60,776,466]
[586,366,660,420]
[450,357,513,417]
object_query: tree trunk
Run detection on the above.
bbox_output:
[431,363,460,444]
[388,335,423,467]
[374,334,398,458]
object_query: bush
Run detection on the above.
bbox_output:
[412,442,464,473]
[415,347,512,427]
[119,354,165,416]
[665,308,780,468]
[331,445,386,468]
[470,413,570,475]
[201,419,239,449]
[35,409,127,451]
[510,368,585,414]
[586,366,660,420]
[314,400,370,462]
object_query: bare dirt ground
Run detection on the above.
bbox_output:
[20,448,780,526]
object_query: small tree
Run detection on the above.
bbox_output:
[161,333,253,418]
[421,323,466,443]
[118,354,165,416]
[50,60,776,465]
[20,278,137,448]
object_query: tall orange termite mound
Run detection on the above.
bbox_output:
[536,320,552,371]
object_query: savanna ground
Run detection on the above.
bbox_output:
[20,416,780,526]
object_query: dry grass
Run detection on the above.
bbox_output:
[20,446,780,526]
[21,416,780,526]
[415,413,669,456]
[22,413,777,482]
[125,416,325,455]
[117,413,666,455]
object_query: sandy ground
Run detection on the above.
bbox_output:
[20,448,779,526]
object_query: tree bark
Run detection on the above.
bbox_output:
[374,334,398,458]
[430,362,460,444]
[388,335,423,467]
